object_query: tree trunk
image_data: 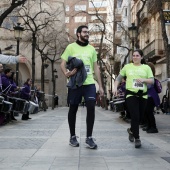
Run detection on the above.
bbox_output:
[51,61,55,110]
[158,0,170,112]
[32,32,36,89]
[41,57,45,92]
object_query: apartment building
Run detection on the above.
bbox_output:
[65,0,112,56]
[130,0,169,97]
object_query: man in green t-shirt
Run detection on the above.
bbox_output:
[61,25,104,149]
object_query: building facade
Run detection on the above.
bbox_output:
[130,0,168,98]
[0,0,68,106]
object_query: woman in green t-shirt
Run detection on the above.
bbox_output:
[113,49,154,148]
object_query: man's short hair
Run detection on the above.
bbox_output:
[76,25,88,38]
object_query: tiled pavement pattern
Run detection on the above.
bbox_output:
[0,107,170,170]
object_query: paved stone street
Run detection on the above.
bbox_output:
[0,107,170,170]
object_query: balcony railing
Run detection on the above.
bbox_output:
[114,54,121,62]
[115,8,122,22]
[147,0,158,14]
[88,7,107,14]
[143,39,165,61]
[140,12,148,23]
[114,31,122,45]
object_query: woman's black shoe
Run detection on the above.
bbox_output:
[22,114,28,120]
[21,117,28,120]
[147,128,158,133]
[11,117,17,121]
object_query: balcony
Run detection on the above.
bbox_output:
[114,31,122,45]
[140,12,148,24]
[114,61,121,76]
[142,39,165,63]
[114,54,121,62]
[115,8,122,22]
[147,0,158,14]
[88,7,107,14]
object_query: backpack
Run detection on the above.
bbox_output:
[160,89,169,113]
[154,78,162,93]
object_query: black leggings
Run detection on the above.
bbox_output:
[145,97,157,128]
[126,96,147,139]
[68,100,95,137]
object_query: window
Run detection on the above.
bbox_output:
[65,5,69,11]
[89,1,107,8]
[124,8,127,16]
[91,15,103,20]
[75,16,86,23]
[65,17,69,23]
[117,22,121,31]
[75,5,86,11]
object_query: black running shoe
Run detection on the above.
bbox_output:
[135,139,141,148]
[85,137,97,149]
[69,136,79,147]
[127,128,134,142]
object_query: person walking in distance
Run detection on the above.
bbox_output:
[20,78,32,120]
[113,49,154,148]
[60,25,104,149]
[142,62,160,133]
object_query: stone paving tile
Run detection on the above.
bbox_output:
[0,138,47,149]
[0,149,36,157]
[50,166,78,170]
[51,157,79,167]
[0,107,170,170]
[81,129,129,137]
[12,124,61,130]
[0,129,55,137]
[21,164,51,170]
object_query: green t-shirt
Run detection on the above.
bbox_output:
[61,42,97,85]
[120,63,154,99]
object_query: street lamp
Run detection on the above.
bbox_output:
[13,23,24,85]
[109,57,114,108]
[103,74,108,110]
[128,23,137,51]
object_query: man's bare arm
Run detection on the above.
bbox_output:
[94,62,104,96]
[60,59,77,78]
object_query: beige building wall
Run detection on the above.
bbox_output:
[0,0,67,106]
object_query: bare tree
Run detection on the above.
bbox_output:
[156,0,170,110]
[18,0,64,89]
[36,29,68,109]
[0,0,27,26]
[44,34,67,109]
[35,28,68,92]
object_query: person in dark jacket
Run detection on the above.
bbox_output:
[8,72,19,121]
[20,78,32,120]
[1,68,15,96]
[54,94,59,108]
[142,62,160,133]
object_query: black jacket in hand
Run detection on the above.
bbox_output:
[66,56,87,89]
